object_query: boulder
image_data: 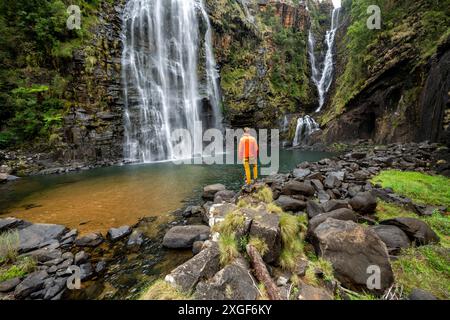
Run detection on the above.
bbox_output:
[324,172,344,189]
[249,213,282,263]
[322,200,350,213]
[297,282,333,300]
[192,241,204,255]
[275,195,306,213]
[281,181,315,197]
[0,278,21,293]
[74,251,90,265]
[24,247,63,263]
[18,223,67,253]
[310,179,324,191]
[317,190,331,203]
[349,192,377,214]
[214,190,236,204]
[165,242,220,292]
[306,200,324,219]
[79,263,94,281]
[408,288,438,300]
[380,218,440,245]
[107,226,132,242]
[293,168,311,180]
[370,225,411,255]
[95,260,107,274]
[307,208,358,235]
[205,203,238,227]
[311,219,394,294]
[183,206,203,218]
[163,225,210,249]
[0,217,25,232]
[195,258,258,300]
[43,277,66,300]
[14,271,49,299]
[75,233,104,247]
[203,184,226,200]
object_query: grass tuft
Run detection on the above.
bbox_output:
[248,236,269,256]
[266,202,283,215]
[0,230,20,265]
[219,233,240,266]
[0,256,36,282]
[140,280,192,300]
[255,187,273,204]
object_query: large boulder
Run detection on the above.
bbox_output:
[324,172,344,189]
[380,218,439,245]
[18,224,67,253]
[249,213,282,263]
[165,242,220,292]
[370,225,411,255]
[203,184,226,200]
[311,218,394,294]
[306,200,324,219]
[307,208,359,235]
[14,271,49,299]
[163,225,210,249]
[0,278,21,293]
[322,199,350,213]
[195,258,259,300]
[275,195,306,213]
[75,233,104,247]
[349,192,378,214]
[107,226,132,242]
[281,181,315,197]
[204,203,238,227]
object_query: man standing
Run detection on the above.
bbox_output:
[238,128,259,185]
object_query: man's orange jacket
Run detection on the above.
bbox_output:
[238,134,258,160]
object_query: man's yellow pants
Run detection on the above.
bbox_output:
[243,158,258,185]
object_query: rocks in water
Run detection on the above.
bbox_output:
[195,258,258,300]
[75,233,104,247]
[370,225,411,255]
[281,181,315,197]
[14,271,49,299]
[107,226,132,242]
[311,219,394,294]
[307,208,358,235]
[322,199,350,213]
[17,223,67,253]
[163,225,210,249]
[95,260,107,274]
[349,192,377,214]
[203,184,226,200]
[297,282,333,300]
[127,230,144,251]
[74,251,90,265]
[79,263,94,281]
[408,288,438,300]
[214,190,236,203]
[306,200,324,219]
[249,213,281,263]
[380,217,440,245]
[0,278,21,293]
[275,195,306,213]
[165,242,220,292]
[183,205,203,218]
[192,241,204,255]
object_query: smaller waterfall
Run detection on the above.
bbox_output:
[309,7,341,112]
[293,115,320,146]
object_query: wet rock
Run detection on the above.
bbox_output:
[95,260,107,274]
[293,168,311,179]
[203,184,226,200]
[311,219,394,294]
[80,263,94,281]
[74,251,90,265]
[249,213,281,263]
[0,278,21,293]
[195,258,258,300]
[214,190,236,204]
[349,192,377,214]
[14,271,49,299]
[107,226,132,242]
[322,199,350,213]
[306,200,324,219]
[43,277,66,300]
[380,218,440,245]
[281,181,315,197]
[18,223,67,253]
[307,208,358,235]
[275,195,306,212]
[370,225,411,255]
[165,242,220,292]
[192,241,204,255]
[163,225,210,249]
[0,217,24,232]
[183,205,203,218]
[408,288,438,300]
[297,282,333,300]
[75,233,104,247]
[127,230,144,251]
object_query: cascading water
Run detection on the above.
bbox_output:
[309,6,341,112]
[293,115,320,147]
[121,0,222,163]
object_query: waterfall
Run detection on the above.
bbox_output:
[309,7,341,112]
[121,0,222,163]
[293,115,320,147]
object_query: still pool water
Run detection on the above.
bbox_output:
[0,149,332,235]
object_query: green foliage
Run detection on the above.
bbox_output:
[278,213,305,271]
[219,233,240,266]
[141,280,192,300]
[266,202,283,215]
[214,210,246,236]
[255,186,273,204]
[248,236,269,256]
[0,256,36,282]
[372,170,450,207]
[0,230,19,265]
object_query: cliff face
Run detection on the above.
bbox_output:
[316,0,450,145]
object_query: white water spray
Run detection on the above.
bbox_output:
[293,115,320,146]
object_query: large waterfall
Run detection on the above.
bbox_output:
[121,0,222,163]
[309,6,341,112]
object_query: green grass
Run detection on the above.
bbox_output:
[218,233,240,266]
[0,230,19,264]
[255,187,273,204]
[0,256,36,282]
[372,170,450,207]
[213,210,246,236]
[140,280,192,300]
[248,236,268,256]
[392,245,450,299]
[278,213,305,271]
[266,202,283,214]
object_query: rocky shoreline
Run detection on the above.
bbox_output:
[1,141,448,300]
